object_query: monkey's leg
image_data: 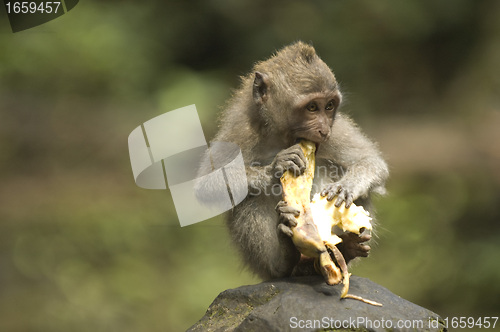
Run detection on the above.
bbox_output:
[275,200,322,277]
[230,199,300,279]
[291,255,317,276]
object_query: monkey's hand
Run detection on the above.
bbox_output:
[272,144,307,178]
[320,182,356,208]
[336,232,371,263]
[276,200,300,237]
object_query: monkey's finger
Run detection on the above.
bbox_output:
[281,160,302,176]
[334,193,346,207]
[343,241,370,256]
[281,153,306,174]
[293,147,307,171]
[358,234,372,243]
[340,233,371,249]
[344,194,354,208]
[346,233,371,244]
[276,204,300,217]
[273,165,285,178]
[279,212,298,227]
[275,200,287,210]
[355,245,371,257]
[286,216,298,227]
[289,143,307,162]
[321,184,342,201]
[276,201,300,226]
[334,188,353,207]
[340,232,359,241]
[278,223,294,237]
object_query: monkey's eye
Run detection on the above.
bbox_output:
[306,102,318,112]
[325,100,335,110]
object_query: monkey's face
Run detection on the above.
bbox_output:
[289,91,341,145]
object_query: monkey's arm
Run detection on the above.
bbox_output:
[320,113,389,207]
[245,163,275,195]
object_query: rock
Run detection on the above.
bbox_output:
[188,275,446,332]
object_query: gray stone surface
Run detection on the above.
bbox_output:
[188,275,446,332]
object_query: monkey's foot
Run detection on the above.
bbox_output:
[291,255,316,276]
[337,232,371,263]
[330,244,382,306]
[276,200,300,230]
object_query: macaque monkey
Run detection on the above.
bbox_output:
[197,41,388,280]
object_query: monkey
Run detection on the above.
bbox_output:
[196,41,388,280]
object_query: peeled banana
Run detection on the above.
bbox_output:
[280,140,381,306]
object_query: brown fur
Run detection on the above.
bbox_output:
[198,42,388,279]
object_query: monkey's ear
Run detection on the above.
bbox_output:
[253,71,269,105]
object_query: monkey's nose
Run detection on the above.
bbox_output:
[319,130,328,139]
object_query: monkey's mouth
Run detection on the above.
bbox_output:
[314,142,320,154]
[295,138,320,154]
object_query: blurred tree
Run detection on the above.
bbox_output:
[0,0,499,331]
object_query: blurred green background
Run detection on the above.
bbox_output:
[1,1,499,331]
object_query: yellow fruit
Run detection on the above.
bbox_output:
[280,140,382,306]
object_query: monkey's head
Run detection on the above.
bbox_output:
[251,41,342,146]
